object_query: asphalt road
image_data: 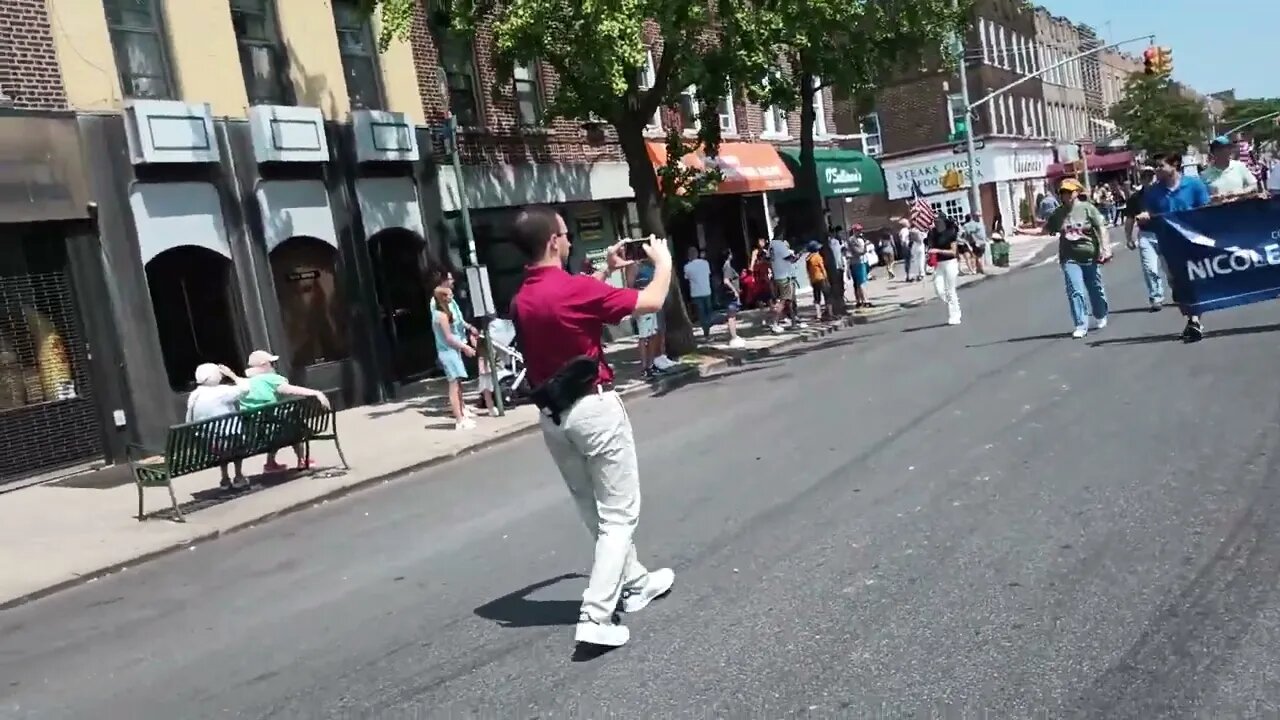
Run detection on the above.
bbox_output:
[4,244,1280,719]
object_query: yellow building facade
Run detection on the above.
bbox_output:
[47,0,424,122]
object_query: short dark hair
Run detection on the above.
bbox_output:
[512,206,562,261]
[1159,152,1182,170]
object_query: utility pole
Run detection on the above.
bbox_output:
[1224,110,1280,136]
[443,113,505,417]
[955,35,983,222]
[958,33,1154,221]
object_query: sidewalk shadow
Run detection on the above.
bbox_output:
[474,573,585,628]
[143,464,349,522]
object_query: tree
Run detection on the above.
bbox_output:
[1109,73,1210,157]
[762,0,969,243]
[1218,97,1280,146]
[368,0,775,355]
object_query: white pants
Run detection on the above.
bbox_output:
[539,391,650,623]
[933,258,961,323]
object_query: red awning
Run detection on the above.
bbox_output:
[1048,151,1135,179]
[645,141,795,194]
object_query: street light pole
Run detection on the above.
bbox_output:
[958,33,1155,221]
[1224,110,1280,136]
[956,36,984,221]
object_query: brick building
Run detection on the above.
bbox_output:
[1033,9,1089,149]
[400,6,871,306]
[834,0,1054,232]
[0,0,68,109]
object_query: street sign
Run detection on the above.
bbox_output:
[953,139,984,154]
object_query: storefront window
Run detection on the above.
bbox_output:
[0,230,88,410]
[145,247,242,391]
[269,237,348,367]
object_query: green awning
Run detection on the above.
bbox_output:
[777,147,886,198]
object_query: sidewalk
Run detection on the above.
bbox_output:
[0,316,844,609]
[0,236,1053,609]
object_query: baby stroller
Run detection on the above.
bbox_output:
[485,318,531,407]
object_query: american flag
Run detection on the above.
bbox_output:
[908,180,936,232]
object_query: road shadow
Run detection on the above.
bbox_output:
[1090,321,1280,348]
[900,323,948,333]
[966,332,1065,348]
[473,573,584,628]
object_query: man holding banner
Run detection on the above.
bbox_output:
[1202,136,1262,204]
[1124,167,1164,311]
[1136,153,1212,341]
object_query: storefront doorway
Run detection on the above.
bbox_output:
[0,226,106,487]
[368,228,436,381]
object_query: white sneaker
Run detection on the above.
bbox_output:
[654,355,679,371]
[793,321,809,329]
[1071,326,1087,339]
[1092,316,1108,330]
[455,418,477,430]
[728,336,747,349]
[620,568,675,613]
[574,615,629,647]
[947,317,962,326]
[769,324,785,334]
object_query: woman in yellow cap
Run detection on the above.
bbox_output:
[1044,178,1112,338]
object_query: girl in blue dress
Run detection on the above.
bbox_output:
[432,284,477,430]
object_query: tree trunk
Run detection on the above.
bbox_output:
[616,119,697,356]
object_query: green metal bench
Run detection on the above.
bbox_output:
[126,396,349,521]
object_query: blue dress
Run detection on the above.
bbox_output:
[433,300,469,381]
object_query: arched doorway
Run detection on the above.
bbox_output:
[367,227,435,380]
[268,236,348,367]
[145,246,241,390]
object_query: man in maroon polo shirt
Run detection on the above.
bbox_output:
[510,206,676,649]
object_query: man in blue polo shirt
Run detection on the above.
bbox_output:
[1136,152,1211,341]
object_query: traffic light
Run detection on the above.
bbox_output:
[950,116,969,142]
[1143,47,1157,75]
[1158,47,1173,76]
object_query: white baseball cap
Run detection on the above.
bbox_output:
[246,350,279,368]
[193,363,222,386]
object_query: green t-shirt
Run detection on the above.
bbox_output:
[239,372,287,411]
[1047,201,1106,263]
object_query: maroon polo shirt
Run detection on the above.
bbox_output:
[511,265,640,387]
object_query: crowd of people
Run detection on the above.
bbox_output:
[1041,135,1265,342]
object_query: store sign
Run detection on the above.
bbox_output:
[576,214,606,244]
[885,156,985,200]
[824,166,864,192]
[0,117,89,222]
[885,144,1053,200]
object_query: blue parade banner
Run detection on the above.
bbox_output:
[1148,197,1280,315]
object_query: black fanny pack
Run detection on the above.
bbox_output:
[530,355,602,426]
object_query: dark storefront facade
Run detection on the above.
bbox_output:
[81,100,448,454]
[0,113,120,489]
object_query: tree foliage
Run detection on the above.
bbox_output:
[755,0,969,240]
[1218,97,1280,146]
[1109,73,1210,156]
[368,0,776,353]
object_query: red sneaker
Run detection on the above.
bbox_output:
[295,458,317,470]
[263,460,289,474]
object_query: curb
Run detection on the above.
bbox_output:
[0,349,759,612]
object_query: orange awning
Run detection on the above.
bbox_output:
[645,141,795,195]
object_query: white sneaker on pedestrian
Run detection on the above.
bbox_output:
[1092,316,1108,330]
[620,568,675,613]
[575,614,629,647]
[728,336,747,349]
[1071,326,1088,339]
[455,418,477,431]
[947,317,962,326]
[794,321,809,329]
[653,355,678,371]
[770,324,785,334]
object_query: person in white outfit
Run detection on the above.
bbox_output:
[925,216,962,325]
[900,218,926,281]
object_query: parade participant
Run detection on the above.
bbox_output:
[509,207,675,649]
[925,215,962,325]
[1202,136,1262,203]
[1123,167,1164,311]
[1045,178,1110,338]
[1136,152,1211,341]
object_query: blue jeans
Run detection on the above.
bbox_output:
[1136,233,1164,303]
[691,295,713,334]
[1062,260,1109,328]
